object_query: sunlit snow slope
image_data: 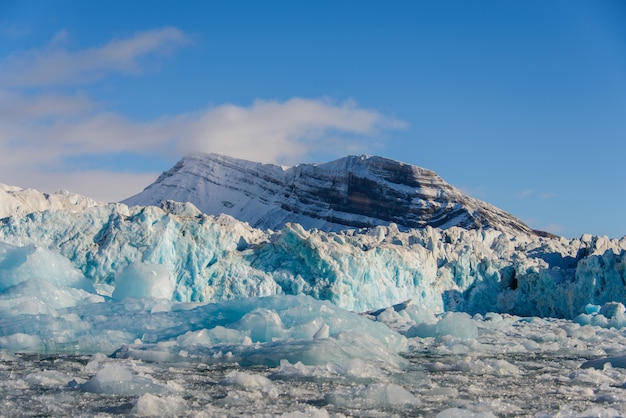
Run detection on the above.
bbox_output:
[123,153,544,236]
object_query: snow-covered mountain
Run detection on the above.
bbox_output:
[123,153,544,236]
[1,199,625,316]
[0,183,102,219]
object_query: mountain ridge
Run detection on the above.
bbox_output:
[123,153,550,236]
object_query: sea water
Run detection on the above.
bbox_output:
[2,300,626,417]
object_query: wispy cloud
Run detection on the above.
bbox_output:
[459,185,486,199]
[522,217,563,235]
[172,98,406,163]
[0,27,189,86]
[516,189,555,200]
[0,29,406,202]
[544,223,564,234]
[0,95,405,200]
[0,22,31,38]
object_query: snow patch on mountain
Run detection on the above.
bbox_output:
[123,153,542,236]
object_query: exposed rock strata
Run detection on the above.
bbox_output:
[123,153,545,236]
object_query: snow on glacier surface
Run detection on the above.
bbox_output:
[1,201,625,316]
[2,202,626,415]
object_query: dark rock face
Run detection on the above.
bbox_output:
[123,153,542,235]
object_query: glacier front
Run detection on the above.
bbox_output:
[2,198,626,416]
[1,200,625,317]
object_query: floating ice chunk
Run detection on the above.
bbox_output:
[119,329,407,368]
[329,357,385,378]
[0,243,94,292]
[573,313,593,326]
[591,315,610,327]
[220,371,278,398]
[104,295,407,367]
[600,302,625,318]
[313,324,329,339]
[365,299,413,317]
[581,355,626,370]
[405,322,438,338]
[324,382,418,409]
[406,312,478,339]
[436,408,497,418]
[1,290,407,367]
[80,363,166,395]
[131,393,186,417]
[24,370,72,387]
[112,262,174,300]
[424,358,472,373]
[484,312,503,322]
[0,351,17,361]
[479,359,521,376]
[563,407,624,418]
[585,304,601,315]
[593,302,626,328]
[277,407,333,418]
[0,278,103,318]
[559,322,597,341]
[273,358,388,381]
[176,326,250,346]
[235,308,285,342]
[0,333,42,351]
[436,312,478,339]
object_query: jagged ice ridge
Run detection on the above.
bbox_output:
[1,200,624,317]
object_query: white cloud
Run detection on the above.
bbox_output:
[521,217,564,236]
[0,27,189,86]
[459,185,486,198]
[0,89,94,119]
[173,98,406,163]
[0,22,30,38]
[0,28,406,202]
[0,94,405,201]
[516,189,556,201]
[544,223,564,234]
[0,170,160,204]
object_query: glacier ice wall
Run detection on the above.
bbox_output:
[1,202,625,317]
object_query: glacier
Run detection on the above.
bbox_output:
[1,200,624,316]
[2,179,626,415]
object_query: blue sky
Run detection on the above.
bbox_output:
[1,1,625,238]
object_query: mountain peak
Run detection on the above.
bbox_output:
[123,152,542,236]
